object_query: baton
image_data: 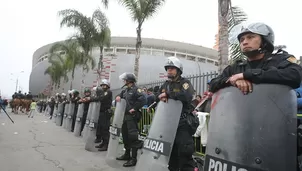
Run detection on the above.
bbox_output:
[0,105,15,124]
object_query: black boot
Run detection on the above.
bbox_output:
[123,158,137,167]
[98,145,108,151]
[116,150,130,161]
[94,138,102,143]
[95,142,105,148]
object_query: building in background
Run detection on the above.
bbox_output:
[29,37,218,96]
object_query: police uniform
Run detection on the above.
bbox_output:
[92,86,113,150]
[60,93,68,126]
[78,90,91,135]
[158,77,196,171]
[116,79,146,167]
[210,50,302,93]
[70,90,81,132]
[209,22,302,171]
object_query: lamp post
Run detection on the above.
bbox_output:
[10,71,24,92]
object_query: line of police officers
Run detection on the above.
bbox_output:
[48,22,302,171]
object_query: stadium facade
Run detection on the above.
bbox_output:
[29,37,218,96]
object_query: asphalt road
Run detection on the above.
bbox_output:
[0,110,135,171]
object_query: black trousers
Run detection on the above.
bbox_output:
[96,111,111,144]
[168,122,195,171]
[121,113,141,158]
[80,110,88,134]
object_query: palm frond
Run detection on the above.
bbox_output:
[101,0,109,9]
[228,6,248,62]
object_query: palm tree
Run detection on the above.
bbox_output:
[48,40,95,89]
[44,58,67,94]
[228,6,248,62]
[92,9,111,83]
[58,9,106,89]
[112,0,166,82]
[218,0,231,73]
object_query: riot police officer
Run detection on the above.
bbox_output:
[70,89,81,132]
[157,57,196,171]
[78,88,92,136]
[210,22,302,171]
[60,93,68,126]
[90,79,113,151]
[115,73,146,167]
[210,22,302,93]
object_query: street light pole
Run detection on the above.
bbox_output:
[15,78,18,92]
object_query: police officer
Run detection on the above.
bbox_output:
[156,57,196,171]
[210,22,302,93]
[48,96,56,119]
[78,88,92,136]
[70,89,81,132]
[26,92,33,100]
[60,93,68,126]
[90,79,113,151]
[115,73,146,167]
[210,22,302,171]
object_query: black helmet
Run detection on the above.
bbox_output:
[119,72,136,83]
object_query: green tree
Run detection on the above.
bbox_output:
[44,57,68,93]
[91,9,111,83]
[48,40,95,89]
[101,0,166,82]
[228,6,248,62]
[58,9,97,90]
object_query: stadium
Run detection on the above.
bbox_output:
[29,36,218,96]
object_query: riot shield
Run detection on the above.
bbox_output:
[82,102,94,141]
[56,103,64,126]
[134,99,183,171]
[62,103,69,129]
[105,99,127,168]
[74,103,84,137]
[53,106,58,123]
[204,84,297,171]
[66,103,75,132]
[85,102,101,151]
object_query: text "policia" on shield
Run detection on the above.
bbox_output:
[204,155,266,171]
[143,138,171,156]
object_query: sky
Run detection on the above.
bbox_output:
[0,0,301,98]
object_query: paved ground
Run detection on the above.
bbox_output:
[0,111,135,171]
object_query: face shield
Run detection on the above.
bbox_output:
[119,72,128,81]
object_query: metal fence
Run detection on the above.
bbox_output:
[111,71,218,98]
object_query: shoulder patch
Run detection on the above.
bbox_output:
[137,88,142,93]
[182,82,189,90]
[287,56,297,63]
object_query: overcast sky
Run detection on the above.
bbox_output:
[0,0,301,98]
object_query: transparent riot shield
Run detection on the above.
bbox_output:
[62,103,69,129]
[66,103,75,132]
[82,102,94,141]
[56,103,64,126]
[135,99,183,171]
[106,99,127,168]
[74,103,84,137]
[204,84,297,171]
[53,106,58,123]
[85,102,101,151]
